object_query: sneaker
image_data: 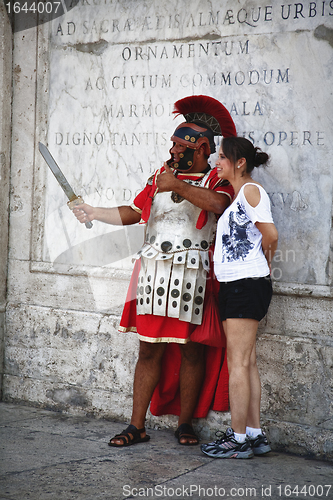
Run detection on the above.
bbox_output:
[201,427,254,459]
[248,432,271,455]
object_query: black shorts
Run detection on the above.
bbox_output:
[218,276,273,322]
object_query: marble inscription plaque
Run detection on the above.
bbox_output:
[40,0,333,286]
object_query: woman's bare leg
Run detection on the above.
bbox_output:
[223,318,259,434]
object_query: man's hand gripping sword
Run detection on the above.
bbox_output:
[38,142,93,229]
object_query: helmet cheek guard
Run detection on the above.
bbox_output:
[167,145,196,171]
[168,122,215,171]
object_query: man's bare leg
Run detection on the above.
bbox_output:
[109,341,166,445]
[177,341,205,444]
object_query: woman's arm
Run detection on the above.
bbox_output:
[256,222,279,269]
[244,184,278,269]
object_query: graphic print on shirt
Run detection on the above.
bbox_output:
[222,202,254,261]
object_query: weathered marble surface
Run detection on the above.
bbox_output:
[36,0,333,285]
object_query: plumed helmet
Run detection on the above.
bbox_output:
[171,122,216,156]
[171,95,237,156]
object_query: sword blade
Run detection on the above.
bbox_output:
[38,142,93,229]
[38,142,77,201]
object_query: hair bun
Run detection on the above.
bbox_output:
[254,148,269,167]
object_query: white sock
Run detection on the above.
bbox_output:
[233,432,246,443]
[246,426,261,438]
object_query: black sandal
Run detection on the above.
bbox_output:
[175,423,199,446]
[108,424,150,447]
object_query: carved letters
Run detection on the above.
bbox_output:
[55,3,333,36]
[54,130,325,148]
[48,2,331,215]
[84,69,290,90]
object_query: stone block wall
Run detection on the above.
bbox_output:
[0,3,12,398]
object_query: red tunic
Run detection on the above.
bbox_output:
[119,167,233,417]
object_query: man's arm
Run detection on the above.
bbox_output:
[73,204,141,226]
[156,163,230,214]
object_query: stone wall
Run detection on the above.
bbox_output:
[0,3,12,398]
[2,0,333,460]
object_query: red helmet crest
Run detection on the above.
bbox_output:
[173,95,237,140]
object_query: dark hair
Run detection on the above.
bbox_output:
[221,137,269,173]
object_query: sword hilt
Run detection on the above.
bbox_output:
[67,196,93,229]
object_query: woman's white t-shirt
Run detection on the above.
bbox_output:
[214,182,274,282]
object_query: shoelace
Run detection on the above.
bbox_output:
[214,430,229,444]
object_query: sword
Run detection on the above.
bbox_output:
[38,142,93,229]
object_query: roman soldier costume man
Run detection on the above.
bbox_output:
[73,95,236,446]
